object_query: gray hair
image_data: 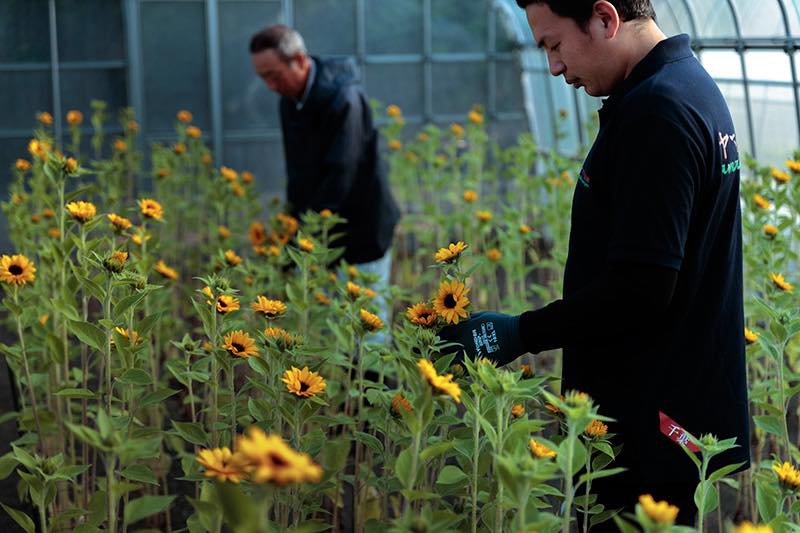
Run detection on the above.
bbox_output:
[249,24,307,62]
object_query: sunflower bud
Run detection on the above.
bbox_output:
[104,251,128,273]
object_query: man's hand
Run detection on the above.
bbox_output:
[437,312,526,366]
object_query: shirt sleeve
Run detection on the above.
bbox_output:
[605,112,701,270]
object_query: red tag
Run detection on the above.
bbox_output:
[659,411,701,453]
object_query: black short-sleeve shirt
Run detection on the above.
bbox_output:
[563,35,750,483]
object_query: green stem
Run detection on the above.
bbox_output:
[471,395,481,533]
[107,452,117,533]
[494,402,505,533]
[210,304,219,447]
[697,459,709,532]
[777,340,792,457]
[104,276,113,413]
[404,427,423,514]
[228,365,236,448]
[562,427,576,533]
[14,287,44,453]
[583,443,592,533]
[38,500,48,533]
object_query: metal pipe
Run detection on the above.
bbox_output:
[206,0,224,164]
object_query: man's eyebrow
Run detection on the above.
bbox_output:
[536,36,547,49]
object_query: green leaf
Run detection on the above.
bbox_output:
[577,467,626,485]
[694,481,719,514]
[436,465,469,485]
[67,320,106,352]
[171,421,210,447]
[354,431,383,454]
[708,461,746,482]
[419,441,455,462]
[395,447,414,490]
[0,504,35,533]
[138,388,178,410]
[0,453,18,480]
[54,388,96,399]
[121,464,159,485]
[118,368,152,386]
[112,291,148,322]
[753,415,784,438]
[123,495,175,525]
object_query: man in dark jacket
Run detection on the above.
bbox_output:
[439,0,750,528]
[250,25,400,329]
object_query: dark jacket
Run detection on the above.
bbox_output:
[279,57,400,264]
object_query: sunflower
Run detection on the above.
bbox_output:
[156,168,170,179]
[37,111,53,125]
[154,260,178,281]
[66,201,96,223]
[468,110,484,125]
[218,225,231,239]
[131,230,151,246]
[346,281,362,299]
[202,153,213,165]
[251,296,286,319]
[406,302,437,327]
[185,126,202,139]
[263,327,301,349]
[787,159,800,174]
[386,104,402,118]
[220,166,238,182]
[249,222,267,246]
[433,280,470,325]
[753,194,772,210]
[362,288,376,299]
[565,390,591,407]
[320,209,332,218]
[66,110,83,125]
[138,198,163,220]
[235,427,322,485]
[283,366,326,398]
[359,309,384,332]
[42,208,55,219]
[476,210,493,223]
[107,213,132,231]
[638,495,679,524]
[511,404,525,418]
[114,326,140,346]
[314,292,331,306]
[277,213,299,236]
[434,242,468,263]
[772,461,800,490]
[48,227,60,238]
[104,251,128,273]
[417,359,461,403]
[30,214,41,224]
[486,248,502,262]
[233,184,247,199]
[744,327,759,345]
[15,159,31,172]
[585,420,608,438]
[391,393,413,417]
[223,330,259,358]
[763,224,779,237]
[771,167,791,184]
[771,273,794,292]
[127,120,139,132]
[202,286,214,305]
[298,238,314,252]
[734,522,773,533]
[173,142,186,155]
[113,139,127,152]
[177,110,193,123]
[196,447,244,484]
[241,171,254,184]
[529,438,557,459]
[225,249,242,266]
[216,295,240,314]
[64,157,79,174]
[450,123,465,137]
[0,255,36,286]
[519,224,532,235]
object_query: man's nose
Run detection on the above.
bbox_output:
[548,56,565,77]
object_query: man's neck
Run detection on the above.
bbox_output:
[622,21,668,79]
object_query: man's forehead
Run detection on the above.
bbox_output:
[252,49,283,69]
[526,4,559,47]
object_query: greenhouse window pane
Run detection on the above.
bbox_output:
[364,63,424,116]
[56,0,124,62]
[716,82,751,156]
[495,60,525,113]
[496,14,517,53]
[0,71,53,131]
[365,0,422,55]
[60,69,128,122]
[549,78,580,155]
[432,62,487,115]
[295,0,356,56]
[748,84,798,167]
[731,0,786,38]
[701,50,742,80]
[220,2,282,131]
[224,138,286,199]
[744,51,792,83]
[528,69,554,149]
[141,2,210,133]
[490,118,529,147]
[652,0,692,37]
[0,0,50,63]
[685,0,736,39]
[432,0,487,53]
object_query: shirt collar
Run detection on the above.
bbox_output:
[600,34,693,117]
[295,58,317,111]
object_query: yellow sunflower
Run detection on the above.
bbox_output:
[406,302,438,327]
[138,198,163,220]
[114,326,140,346]
[388,139,402,151]
[185,126,202,139]
[113,139,127,153]
[173,142,186,155]
[298,238,314,252]
[66,201,96,223]
[216,295,240,314]
[434,242,468,263]
[772,461,800,490]
[763,224,779,237]
[519,224,532,235]
[417,359,461,403]
[386,104,402,118]
[450,123,465,137]
[314,292,331,306]
[177,110,193,123]
[37,111,53,125]
[511,404,525,418]
[346,281,363,299]
[753,194,772,210]
[468,110,484,125]
[771,167,791,184]
[220,166,238,182]
[223,330,259,358]
[154,260,178,281]
[66,109,83,125]
[486,248,502,262]
[282,366,326,398]
[529,438,557,459]
[263,327,301,349]
[744,327,759,345]
[196,447,244,483]
[585,420,608,438]
[359,309,384,332]
[241,171,254,184]
[734,522,773,533]
[107,213,132,231]
[251,296,286,319]
[476,210,493,223]
[771,273,794,292]
[15,159,31,172]
[638,495,679,524]
[218,225,231,239]
[249,222,267,246]
[104,251,128,273]
[224,249,242,266]
[235,427,322,485]
[786,159,800,173]
[391,393,413,417]
[0,255,36,286]
[433,280,470,325]
[231,181,244,196]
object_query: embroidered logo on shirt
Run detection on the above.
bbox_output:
[718,132,740,176]
[472,321,499,356]
[578,169,591,188]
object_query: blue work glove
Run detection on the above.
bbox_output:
[437,311,526,366]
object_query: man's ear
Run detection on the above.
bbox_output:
[592,0,621,39]
[292,52,310,70]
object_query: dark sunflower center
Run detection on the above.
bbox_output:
[299,381,310,392]
[218,300,227,308]
[232,342,245,352]
[9,265,23,275]
[268,453,289,467]
[444,294,457,308]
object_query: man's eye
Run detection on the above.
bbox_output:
[552,43,561,52]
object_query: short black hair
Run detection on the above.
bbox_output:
[516,0,656,28]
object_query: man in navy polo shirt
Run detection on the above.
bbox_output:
[439,0,750,526]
